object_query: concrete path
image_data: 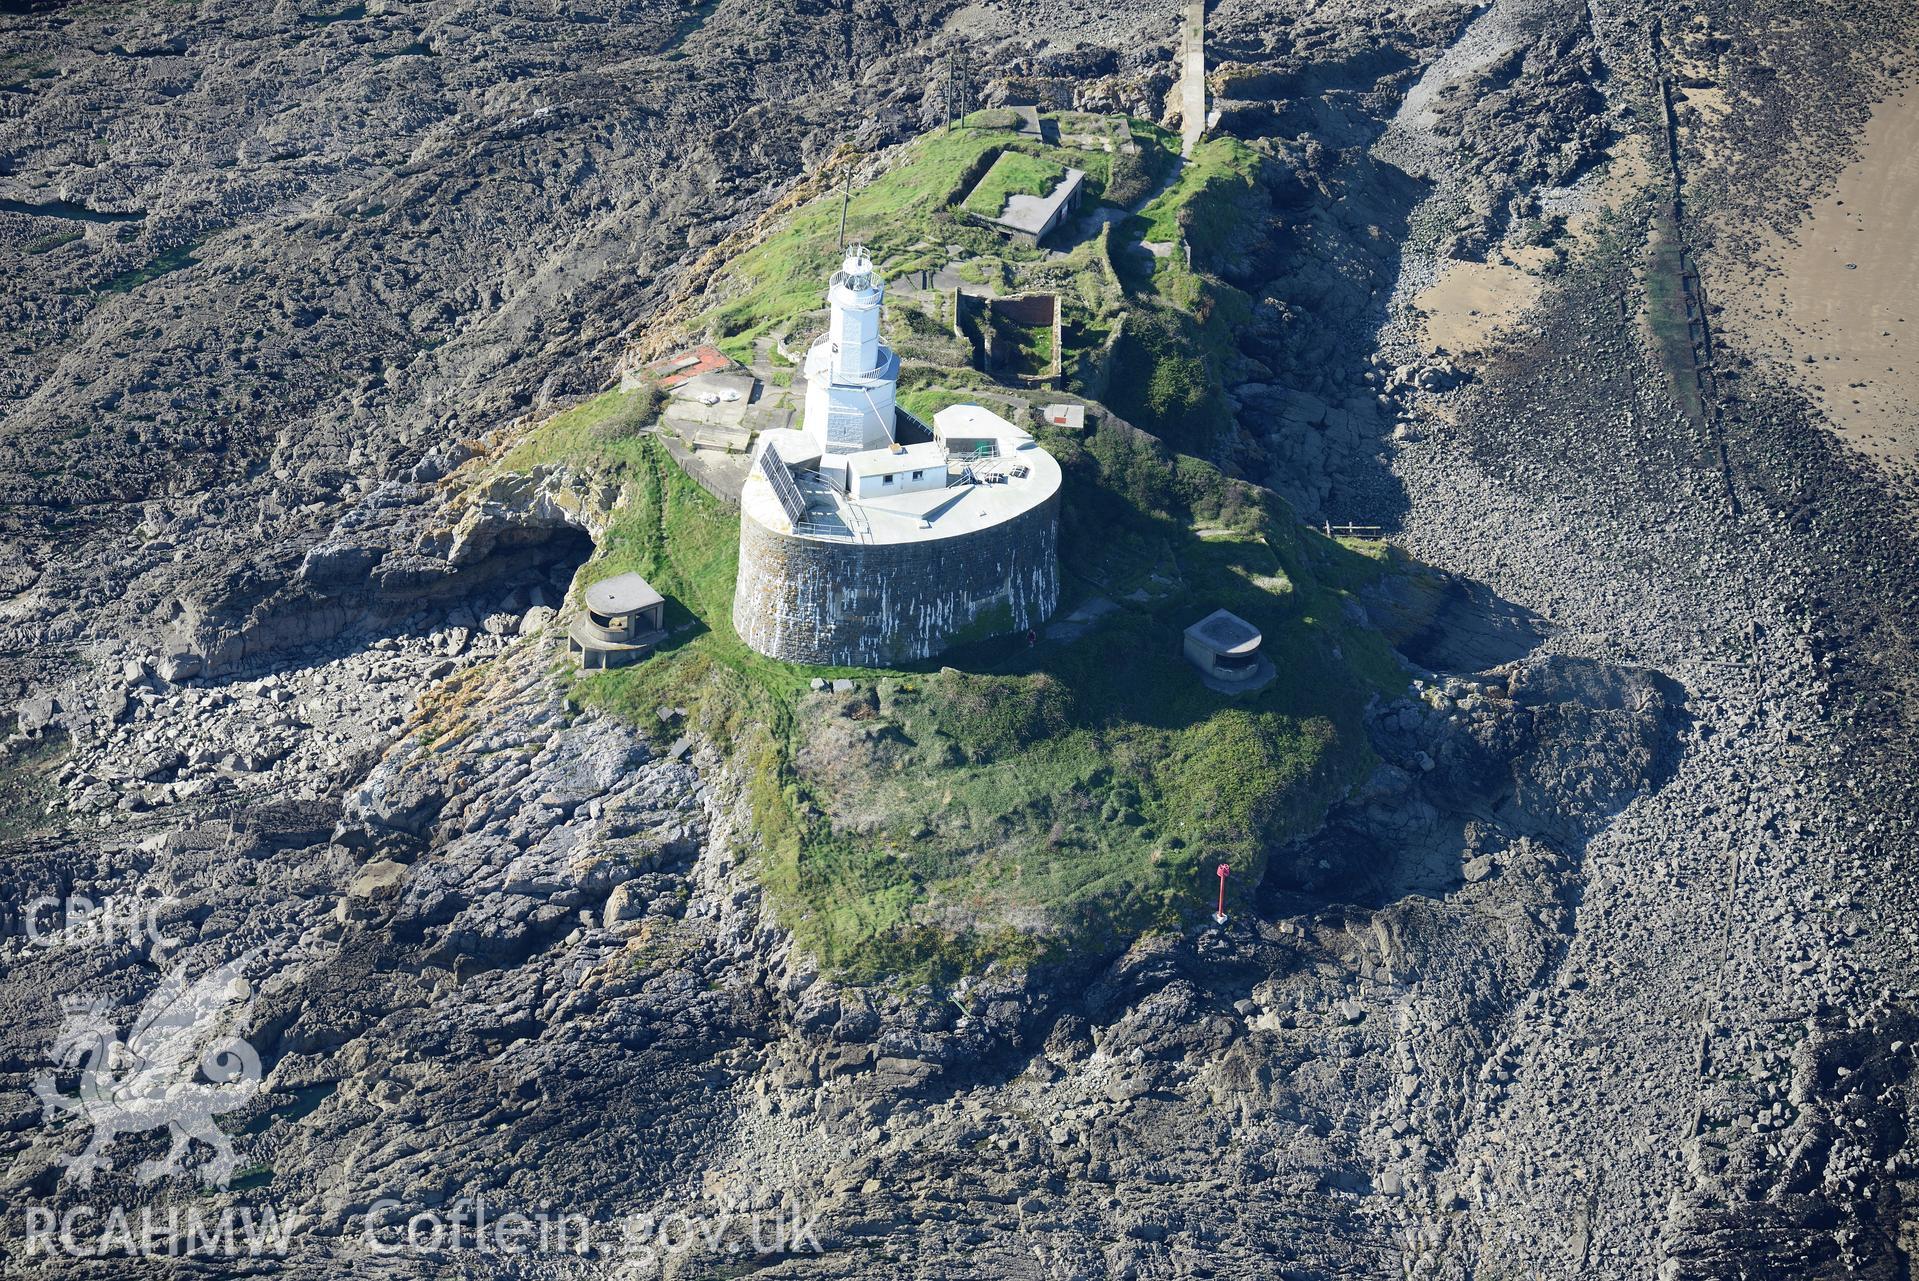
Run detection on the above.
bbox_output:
[1044,595,1118,643]
[1179,0,1206,157]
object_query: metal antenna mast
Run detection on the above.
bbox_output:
[836,164,853,249]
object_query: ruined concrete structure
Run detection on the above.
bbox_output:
[961,151,1086,245]
[954,290,1063,388]
[733,250,1060,666]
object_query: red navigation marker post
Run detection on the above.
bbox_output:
[1214,863,1230,925]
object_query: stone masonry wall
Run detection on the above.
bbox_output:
[732,495,1059,666]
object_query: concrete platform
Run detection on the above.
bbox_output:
[567,618,666,671]
[685,423,753,453]
[745,410,1060,547]
[661,432,750,504]
[741,403,795,435]
[996,168,1085,240]
[661,398,749,443]
[1041,403,1087,431]
[673,370,757,403]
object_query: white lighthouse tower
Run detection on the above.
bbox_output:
[734,246,1064,666]
[802,245,900,474]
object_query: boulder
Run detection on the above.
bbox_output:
[348,859,408,900]
[14,694,58,735]
[1280,389,1331,427]
[345,767,447,838]
[299,541,383,590]
[602,881,646,928]
[873,1056,941,1089]
[157,651,204,683]
[135,750,185,783]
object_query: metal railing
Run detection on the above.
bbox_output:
[788,468,867,543]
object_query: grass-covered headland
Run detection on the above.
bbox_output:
[468,112,1408,982]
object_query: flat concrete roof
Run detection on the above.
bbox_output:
[642,344,735,389]
[744,409,1060,546]
[1042,403,1086,431]
[994,167,1085,238]
[933,404,1026,443]
[585,572,664,614]
[684,422,752,452]
[760,429,822,472]
[1185,608,1261,654]
[847,441,946,477]
[742,403,795,433]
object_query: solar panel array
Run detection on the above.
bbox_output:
[757,445,808,527]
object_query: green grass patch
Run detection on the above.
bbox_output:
[0,53,54,89]
[66,241,203,296]
[227,1164,275,1193]
[1644,206,1703,427]
[764,416,1399,975]
[1012,320,1054,375]
[1104,119,1183,209]
[896,379,997,423]
[688,115,1147,361]
[25,229,82,255]
[1088,136,1270,452]
[958,108,1025,131]
[494,386,661,473]
[298,2,365,24]
[960,150,1068,221]
[0,731,67,840]
[693,126,1018,358]
[1102,308,1235,453]
[1134,136,1262,263]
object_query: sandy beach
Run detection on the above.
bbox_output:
[1716,82,1919,477]
[1415,138,1652,359]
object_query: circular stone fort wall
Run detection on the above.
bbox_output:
[732,493,1059,667]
